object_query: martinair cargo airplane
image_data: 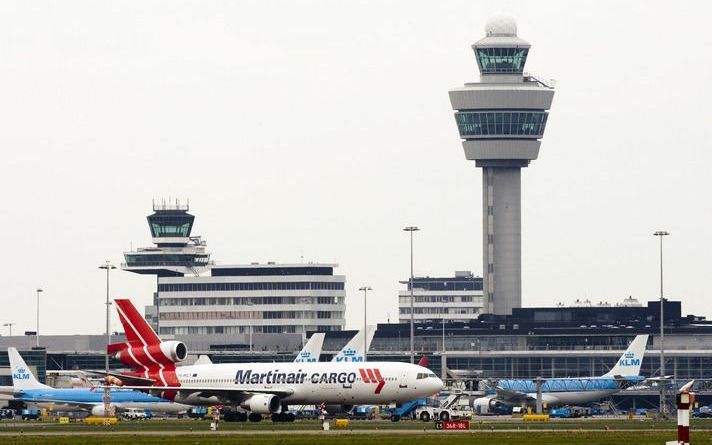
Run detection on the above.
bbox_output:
[109,299,443,421]
[7,348,191,416]
[473,335,649,414]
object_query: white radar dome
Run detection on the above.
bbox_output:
[485,15,517,37]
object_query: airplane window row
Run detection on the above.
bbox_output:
[183,377,402,384]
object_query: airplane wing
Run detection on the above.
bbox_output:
[14,395,97,411]
[118,385,295,404]
[494,387,534,404]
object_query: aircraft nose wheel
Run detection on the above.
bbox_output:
[248,413,262,422]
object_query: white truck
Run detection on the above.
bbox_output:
[121,408,150,420]
[415,394,472,422]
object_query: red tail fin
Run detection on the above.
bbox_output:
[418,356,429,367]
[114,299,162,346]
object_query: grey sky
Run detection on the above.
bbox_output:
[1,1,710,336]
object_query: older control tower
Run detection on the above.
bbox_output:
[449,16,555,315]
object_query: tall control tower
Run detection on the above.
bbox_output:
[448,16,555,315]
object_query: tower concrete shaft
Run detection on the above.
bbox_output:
[483,167,521,314]
[449,16,555,315]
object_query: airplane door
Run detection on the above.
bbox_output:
[398,370,409,389]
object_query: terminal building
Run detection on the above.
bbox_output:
[157,263,346,336]
[2,298,712,409]
[122,201,346,336]
[398,271,484,322]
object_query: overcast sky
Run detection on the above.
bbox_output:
[1,1,710,336]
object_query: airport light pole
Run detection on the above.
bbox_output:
[359,286,372,362]
[99,261,117,417]
[35,288,43,347]
[3,322,15,336]
[654,230,669,415]
[403,226,419,364]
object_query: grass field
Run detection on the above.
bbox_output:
[2,419,711,444]
[2,418,712,432]
[1,431,711,445]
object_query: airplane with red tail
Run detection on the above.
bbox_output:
[107,299,443,421]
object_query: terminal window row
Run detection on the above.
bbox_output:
[407,281,483,291]
[160,324,341,335]
[161,310,342,321]
[160,296,341,306]
[398,295,480,303]
[399,307,479,314]
[159,281,345,292]
[455,111,548,137]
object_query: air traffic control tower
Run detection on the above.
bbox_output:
[448,16,555,315]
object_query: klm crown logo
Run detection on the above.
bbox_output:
[335,348,364,362]
[13,367,30,380]
[619,351,640,367]
[295,352,316,362]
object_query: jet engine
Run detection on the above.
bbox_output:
[240,394,282,414]
[159,341,188,363]
[324,404,354,414]
[91,404,117,417]
[472,397,498,415]
[114,340,187,366]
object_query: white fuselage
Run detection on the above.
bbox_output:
[171,361,442,406]
[536,390,618,406]
[25,401,191,415]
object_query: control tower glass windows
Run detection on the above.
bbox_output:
[476,47,528,74]
[455,111,548,138]
[147,211,195,238]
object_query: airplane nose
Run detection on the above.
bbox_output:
[434,377,445,392]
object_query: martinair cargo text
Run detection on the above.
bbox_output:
[108,299,443,421]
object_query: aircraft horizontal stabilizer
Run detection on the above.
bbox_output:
[84,370,156,386]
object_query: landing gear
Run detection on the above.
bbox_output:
[248,413,262,422]
[223,410,249,422]
[271,412,296,422]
